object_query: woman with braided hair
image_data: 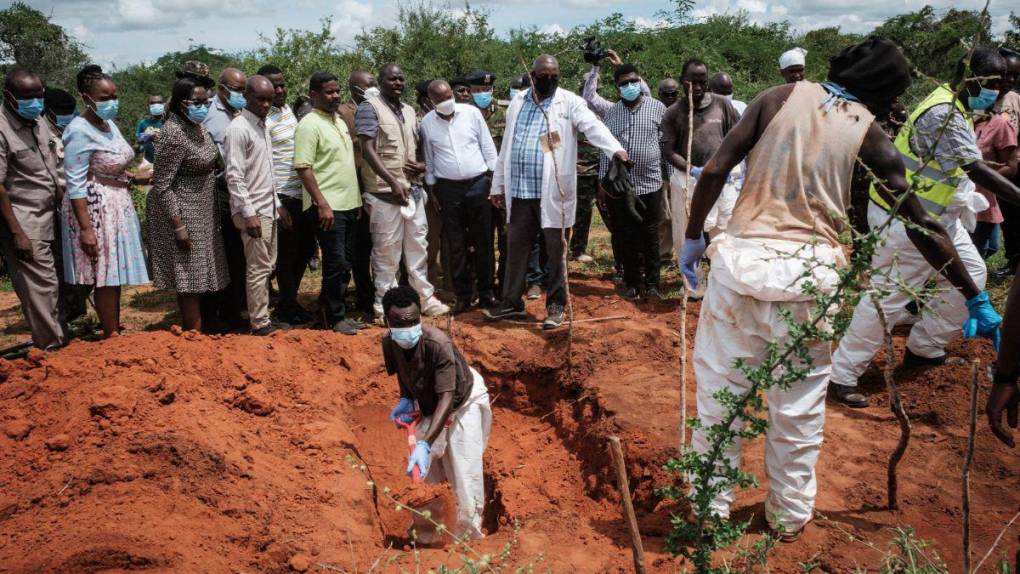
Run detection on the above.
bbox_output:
[62,64,149,338]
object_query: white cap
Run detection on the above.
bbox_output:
[779,47,807,70]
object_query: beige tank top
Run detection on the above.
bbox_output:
[726,82,875,248]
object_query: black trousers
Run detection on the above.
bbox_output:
[611,189,663,289]
[570,175,597,257]
[313,207,359,324]
[436,174,494,302]
[276,196,317,314]
[501,198,566,311]
[352,206,374,313]
[596,186,624,274]
[1000,188,1020,271]
[201,206,246,325]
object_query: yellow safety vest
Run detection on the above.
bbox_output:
[870,85,972,219]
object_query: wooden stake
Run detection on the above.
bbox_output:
[963,359,980,574]
[608,436,647,574]
[874,302,911,510]
[679,285,689,457]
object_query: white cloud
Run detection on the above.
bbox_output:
[330,0,382,44]
[111,0,269,30]
[735,0,767,14]
[633,16,669,30]
[540,23,566,36]
[563,0,614,7]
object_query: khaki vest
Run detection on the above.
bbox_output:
[727,82,874,248]
[359,97,418,194]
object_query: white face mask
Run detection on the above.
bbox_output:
[723,94,733,101]
[434,97,456,116]
[361,86,381,99]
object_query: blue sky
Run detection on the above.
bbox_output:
[26,0,1016,69]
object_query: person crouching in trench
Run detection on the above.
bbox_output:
[381,285,493,540]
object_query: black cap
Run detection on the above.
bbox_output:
[465,70,496,86]
[44,88,76,115]
[450,76,470,89]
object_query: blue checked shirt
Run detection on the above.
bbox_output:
[510,90,552,200]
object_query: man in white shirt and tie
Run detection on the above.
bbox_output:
[419,80,499,314]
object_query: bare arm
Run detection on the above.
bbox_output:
[660,106,688,172]
[964,160,1020,208]
[295,167,334,231]
[423,391,454,445]
[859,122,980,299]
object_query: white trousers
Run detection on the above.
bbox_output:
[830,203,987,387]
[363,193,436,313]
[691,276,830,532]
[419,368,492,540]
[670,172,739,261]
[233,214,278,330]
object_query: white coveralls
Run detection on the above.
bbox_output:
[691,235,843,532]
[417,367,492,540]
[670,171,741,258]
[830,192,987,388]
[364,192,436,316]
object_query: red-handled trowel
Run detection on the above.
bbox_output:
[395,413,446,545]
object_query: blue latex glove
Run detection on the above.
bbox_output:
[407,440,431,478]
[137,133,154,144]
[390,397,415,423]
[689,166,703,179]
[963,291,1002,351]
[679,236,707,290]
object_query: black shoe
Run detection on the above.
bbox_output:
[347,317,368,330]
[619,286,639,300]
[526,284,542,300]
[543,305,565,330]
[830,383,869,408]
[645,286,663,301]
[453,299,473,314]
[252,321,288,336]
[478,292,499,309]
[332,319,359,335]
[483,305,527,321]
[274,306,313,325]
[902,348,946,369]
[992,265,1015,280]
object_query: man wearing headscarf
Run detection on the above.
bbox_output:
[679,37,1000,542]
[830,47,1020,408]
[778,47,807,83]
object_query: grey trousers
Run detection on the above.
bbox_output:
[0,234,66,349]
[500,199,566,311]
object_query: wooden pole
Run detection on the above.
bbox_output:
[679,287,689,457]
[608,436,647,574]
[962,359,980,574]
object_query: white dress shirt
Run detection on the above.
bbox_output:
[419,103,497,185]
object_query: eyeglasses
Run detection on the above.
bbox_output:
[183,100,212,108]
[660,91,679,97]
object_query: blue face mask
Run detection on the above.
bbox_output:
[472,91,493,109]
[619,81,642,102]
[968,87,998,111]
[149,103,165,116]
[12,97,44,120]
[509,89,521,100]
[54,112,76,129]
[187,103,210,123]
[93,99,119,120]
[225,88,246,110]
[390,323,423,350]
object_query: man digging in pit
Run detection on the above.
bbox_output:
[678,37,1001,541]
[381,285,492,541]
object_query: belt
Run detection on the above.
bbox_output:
[90,174,131,188]
[436,173,488,186]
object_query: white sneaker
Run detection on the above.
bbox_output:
[574,253,594,263]
[422,297,450,317]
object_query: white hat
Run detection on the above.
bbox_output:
[779,47,808,70]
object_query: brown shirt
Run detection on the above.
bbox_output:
[382,324,472,416]
[0,104,61,239]
[661,93,740,168]
[337,101,364,174]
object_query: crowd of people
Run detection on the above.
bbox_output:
[1,37,1019,542]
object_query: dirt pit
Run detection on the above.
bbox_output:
[0,272,1017,573]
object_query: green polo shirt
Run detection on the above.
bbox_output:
[293,108,361,211]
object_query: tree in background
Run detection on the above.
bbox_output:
[0,1,88,89]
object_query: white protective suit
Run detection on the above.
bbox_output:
[417,367,492,540]
[829,192,988,387]
[692,235,843,532]
[670,170,741,261]
[364,192,436,316]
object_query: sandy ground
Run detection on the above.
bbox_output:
[0,266,1017,573]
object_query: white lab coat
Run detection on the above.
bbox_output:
[490,88,624,228]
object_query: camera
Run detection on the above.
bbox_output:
[582,37,609,65]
